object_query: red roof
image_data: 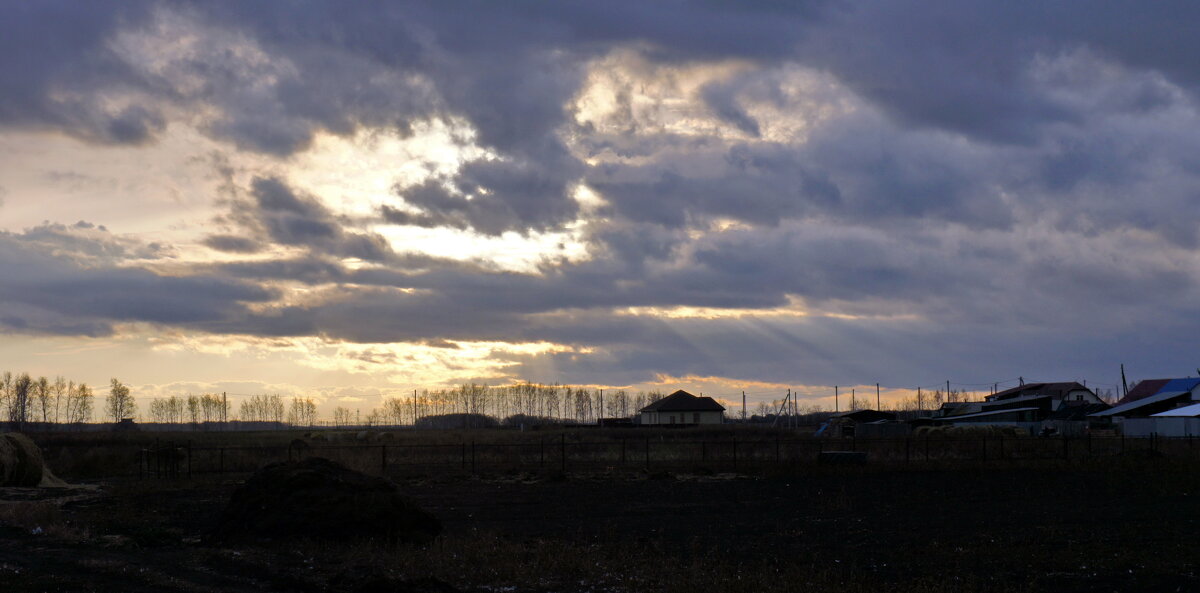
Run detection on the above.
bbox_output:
[1116,378,1171,406]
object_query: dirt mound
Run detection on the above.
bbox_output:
[0,433,44,487]
[328,565,459,593]
[212,457,441,544]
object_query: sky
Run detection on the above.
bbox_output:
[2,1,1199,416]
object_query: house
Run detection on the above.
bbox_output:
[935,381,1108,434]
[639,390,725,425]
[1094,378,1200,436]
[1111,377,1200,404]
[985,382,1104,405]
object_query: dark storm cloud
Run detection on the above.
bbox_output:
[202,234,262,254]
[7,1,1200,386]
[226,176,395,261]
[0,0,164,144]
[0,227,275,336]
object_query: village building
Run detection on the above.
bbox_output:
[1093,378,1200,436]
[820,409,901,437]
[638,390,725,425]
[934,381,1108,435]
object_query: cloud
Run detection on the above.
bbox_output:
[223,176,395,260]
[0,226,275,336]
[6,1,1200,392]
[202,234,262,254]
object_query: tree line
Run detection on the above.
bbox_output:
[143,384,665,427]
[0,372,145,425]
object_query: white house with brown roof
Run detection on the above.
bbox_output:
[639,390,725,425]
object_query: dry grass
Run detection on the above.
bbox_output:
[0,501,88,541]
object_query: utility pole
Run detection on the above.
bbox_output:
[876,383,881,410]
[742,391,746,423]
[946,380,951,402]
[835,385,839,412]
[1121,364,1128,398]
[222,392,227,426]
[917,387,922,414]
[599,389,604,426]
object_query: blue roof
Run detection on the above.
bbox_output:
[1159,378,1200,394]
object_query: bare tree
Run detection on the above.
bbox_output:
[8,373,33,426]
[107,378,135,422]
[64,382,93,424]
[187,395,200,424]
[51,376,67,423]
[34,376,51,423]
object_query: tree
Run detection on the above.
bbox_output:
[107,378,135,421]
[287,397,317,426]
[34,376,51,423]
[332,406,353,427]
[51,376,67,423]
[187,395,200,424]
[64,382,93,423]
[8,373,32,425]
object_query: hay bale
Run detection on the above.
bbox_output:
[2,433,44,487]
[211,457,441,544]
[0,436,15,486]
[38,467,68,488]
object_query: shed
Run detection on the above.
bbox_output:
[639,390,725,425]
[823,409,898,437]
[1120,401,1200,437]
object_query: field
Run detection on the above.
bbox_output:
[3,428,1200,592]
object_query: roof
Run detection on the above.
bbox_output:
[1117,379,1172,405]
[1151,402,1200,417]
[987,382,1091,401]
[1092,390,1191,417]
[936,407,1040,421]
[639,390,726,413]
[831,409,897,423]
[1116,378,1200,406]
[1160,378,1200,394]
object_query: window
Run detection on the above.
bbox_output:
[669,415,675,424]
[693,413,700,423]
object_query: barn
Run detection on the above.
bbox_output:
[639,390,725,425]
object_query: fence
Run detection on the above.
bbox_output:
[97,433,1200,480]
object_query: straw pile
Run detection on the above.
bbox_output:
[0,433,45,487]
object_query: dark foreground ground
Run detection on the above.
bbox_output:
[2,456,1199,592]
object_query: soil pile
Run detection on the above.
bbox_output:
[212,457,441,544]
[329,565,459,593]
[0,433,44,487]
